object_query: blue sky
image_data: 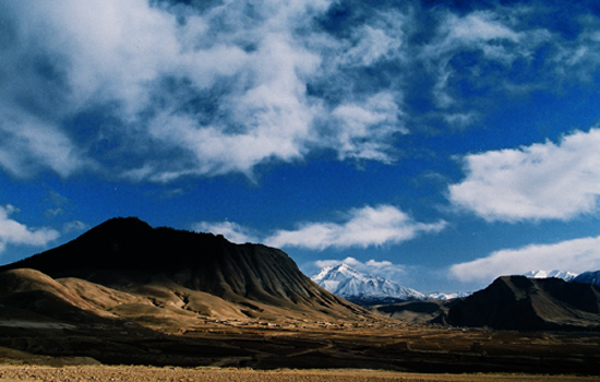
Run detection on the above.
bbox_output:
[2,0,600,293]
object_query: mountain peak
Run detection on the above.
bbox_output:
[311,263,425,305]
[312,263,362,283]
[573,270,600,286]
[4,217,228,274]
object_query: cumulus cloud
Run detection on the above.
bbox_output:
[450,235,600,283]
[0,205,60,253]
[193,205,445,248]
[264,205,446,250]
[192,221,258,244]
[2,1,600,181]
[449,128,600,222]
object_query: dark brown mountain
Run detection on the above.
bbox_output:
[445,275,600,331]
[0,217,367,324]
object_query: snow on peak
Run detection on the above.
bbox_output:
[523,270,578,281]
[311,263,425,301]
[572,270,600,286]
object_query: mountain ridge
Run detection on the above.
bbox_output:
[446,275,600,331]
[572,270,600,286]
[0,217,368,322]
[523,269,578,281]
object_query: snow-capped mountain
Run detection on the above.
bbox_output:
[311,264,426,304]
[523,270,578,281]
[572,270,600,286]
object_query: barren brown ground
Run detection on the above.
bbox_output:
[0,365,598,382]
[1,318,599,375]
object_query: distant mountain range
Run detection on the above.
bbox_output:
[573,270,600,286]
[311,264,427,305]
[312,265,600,306]
[522,269,600,287]
[523,269,578,281]
[376,275,600,331]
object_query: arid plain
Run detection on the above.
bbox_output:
[0,365,599,382]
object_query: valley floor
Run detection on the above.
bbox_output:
[0,365,598,382]
[0,320,599,377]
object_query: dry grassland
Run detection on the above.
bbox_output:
[0,365,597,382]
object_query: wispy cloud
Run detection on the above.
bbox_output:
[330,92,406,162]
[551,14,600,82]
[0,205,60,253]
[62,220,90,234]
[422,7,551,114]
[265,205,446,250]
[0,0,405,181]
[192,221,258,244]
[449,128,600,222]
[450,235,600,283]
[0,106,92,178]
[2,1,600,181]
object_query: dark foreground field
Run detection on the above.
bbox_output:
[0,318,598,376]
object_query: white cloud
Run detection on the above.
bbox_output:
[330,92,406,162]
[2,1,600,181]
[193,205,445,249]
[62,220,90,234]
[439,11,521,52]
[422,8,551,112]
[265,205,446,250]
[0,205,60,253]
[0,0,413,181]
[192,221,258,244]
[449,128,600,222]
[340,24,403,67]
[551,15,600,82]
[443,112,480,127]
[0,106,92,178]
[450,235,600,283]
